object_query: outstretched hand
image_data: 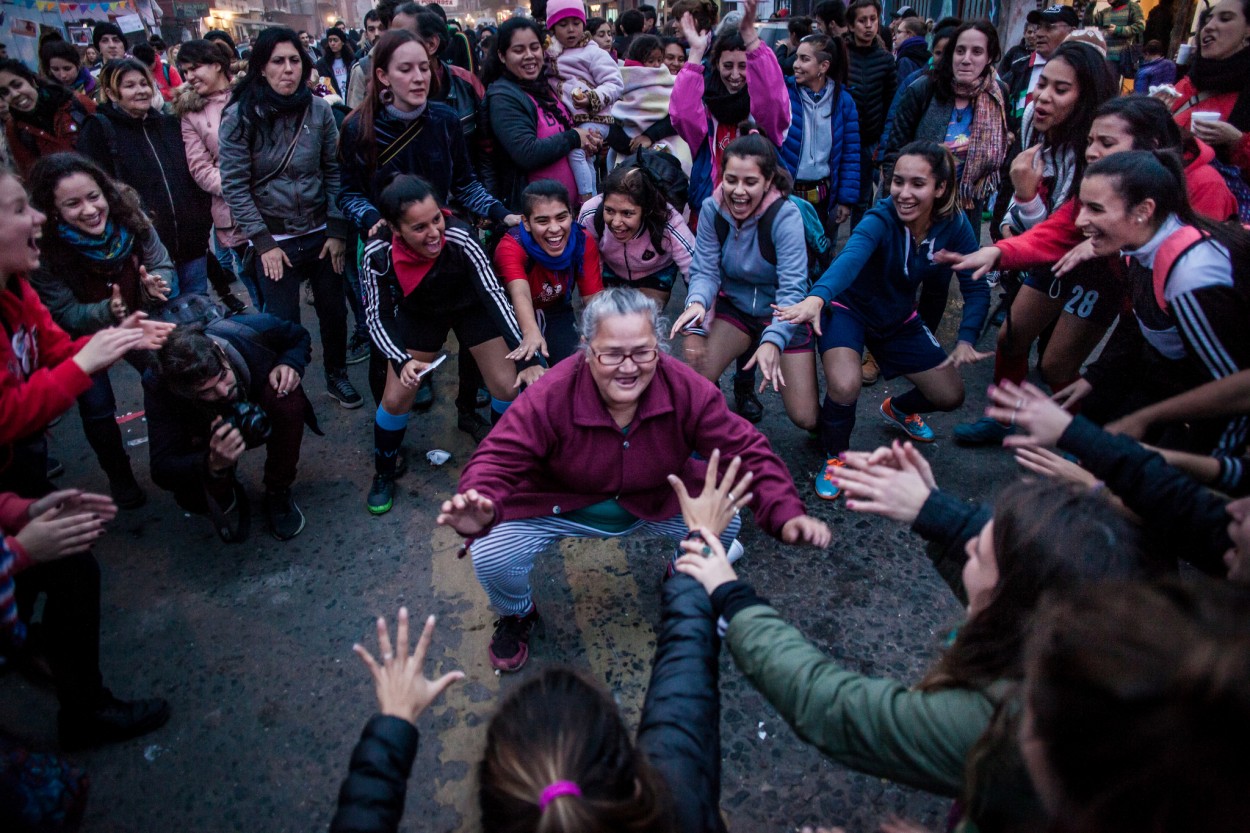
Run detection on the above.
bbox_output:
[985,380,1075,448]
[353,608,464,726]
[674,527,739,595]
[667,448,754,540]
[932,246,1001,281]
[436,489,497,536]
[836,441,936,524]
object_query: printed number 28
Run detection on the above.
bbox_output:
[1064,285,1099,319]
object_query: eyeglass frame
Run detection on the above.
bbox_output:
[588,346,661,367]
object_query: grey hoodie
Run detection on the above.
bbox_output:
[686,189,808,351]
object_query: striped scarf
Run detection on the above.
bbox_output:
[953,72,1008,208]
[0,537,25,649]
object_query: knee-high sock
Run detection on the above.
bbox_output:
[733,352,754,386]
[490,396,511,426]
[374,405,408,477]
[819,396,857,457]
[893,387,939,415]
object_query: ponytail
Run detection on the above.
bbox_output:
[1084,150,1250,266]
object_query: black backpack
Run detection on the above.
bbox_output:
[614,148,689,213]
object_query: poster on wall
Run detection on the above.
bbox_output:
[115,12,144,32]
[68,24,92,46]
[9,18,36,37]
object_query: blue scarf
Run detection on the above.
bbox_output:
[57,220,135,264]
[516,221,586,275]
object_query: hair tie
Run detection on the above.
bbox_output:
[538,781,581,811]
[746,127,761,136]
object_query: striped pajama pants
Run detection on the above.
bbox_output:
[470,512,743,616]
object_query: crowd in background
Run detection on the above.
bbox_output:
[1,0,1249,830]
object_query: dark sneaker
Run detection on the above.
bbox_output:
[221,293,249,315]
[953,416,1014,446]
[733,380,764,424]
[265,489,306,541]
[457,411,492,444]
[411,380,434,413]
[59,693,170,751]
[108,469,147,510]
[489,607,539,672]
[367,474,396,515]
[327,371,363,409]
[346,333,370,365]
[475,387,490,408]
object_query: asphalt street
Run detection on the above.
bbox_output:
[0,278,1022,832]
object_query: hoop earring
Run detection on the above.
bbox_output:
[379,86,394,105]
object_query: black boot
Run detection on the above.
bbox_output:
[733,378,764,424]
[81,417,145,509]
[59,691,170,751]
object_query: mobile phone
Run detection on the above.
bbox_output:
[416,353,448,381]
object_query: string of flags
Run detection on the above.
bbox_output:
[9,0,133,11]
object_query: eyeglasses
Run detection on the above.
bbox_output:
[591,347,659,367]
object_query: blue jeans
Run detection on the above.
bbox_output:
[175,255,209,297]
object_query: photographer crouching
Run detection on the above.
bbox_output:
[143,314,321,541]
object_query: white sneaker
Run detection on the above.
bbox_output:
[727,539,745,564]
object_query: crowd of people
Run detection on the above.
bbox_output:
[1,0,1249,830]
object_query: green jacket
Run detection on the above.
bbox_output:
[1095,0,1145,62]
[725,602,999,796]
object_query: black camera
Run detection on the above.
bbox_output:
[221,401,272,448]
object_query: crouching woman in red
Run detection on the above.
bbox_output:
[436,287,831,672]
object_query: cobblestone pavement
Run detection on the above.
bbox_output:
[0,282,1021,833]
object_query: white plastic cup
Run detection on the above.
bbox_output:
[1178,43,1193,64]
[1191,110,1221,124]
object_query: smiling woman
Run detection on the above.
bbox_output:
[0,58,96,177]
[439,285,830,672]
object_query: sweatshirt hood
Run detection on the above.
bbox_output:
[712,184,784,224]
[1186,134,1216,170]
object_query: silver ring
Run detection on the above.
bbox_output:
[1010,412,1017,427]
[382,652,394,662]
[727,492,736,502]
[1015,398,1024,409]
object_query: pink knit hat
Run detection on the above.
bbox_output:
[546,0,587,26]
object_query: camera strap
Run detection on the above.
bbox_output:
[203,476,251,544]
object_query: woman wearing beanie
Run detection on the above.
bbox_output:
[315,26,355,99]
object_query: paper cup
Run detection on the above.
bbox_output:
[1191,110,1221,123]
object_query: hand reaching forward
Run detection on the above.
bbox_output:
[985,380,1074,448]
[436,489,497,536]
[674,528,739,595]
[667,448,754,540]
[836,441,936,524]
[353,608,464,726]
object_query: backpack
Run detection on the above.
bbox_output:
[1149,225,1207,311]
[1210,158,1250,224]
[711,196,830,281]
[614,148,690,213]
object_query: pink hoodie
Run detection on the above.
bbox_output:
[669,44,790,185]
[578,194,696,282]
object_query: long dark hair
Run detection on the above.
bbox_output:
[1084,149,1250,266]
[919,480,1145,692]
[482,17,572,130]
[1024,579,1250,833]
[933,19,1001,101]
[1093,95,1182,151]
[375,172,441,226]
[28,152,153,248]
[228,27,313,141]
[340,30,429,178]
[479,668,675,833]
[600,165,670,252]
[482,17,543,87]
[722,133,793,198]
[0,58,71,122]
[1039,42,1118,180]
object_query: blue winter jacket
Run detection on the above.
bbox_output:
[809,197,988,344]
[778,78,862,211]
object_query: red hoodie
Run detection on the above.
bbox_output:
[996,137,1237,270]
[0,277,91,448]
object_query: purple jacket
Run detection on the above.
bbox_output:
[458,352,806,538]
[670,45,791,188]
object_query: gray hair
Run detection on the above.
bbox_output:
[577,287,670,353]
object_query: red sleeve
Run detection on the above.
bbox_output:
[995,198,1085,269]
[493,234,532,289]
[0,493,34,534]
[578,234,604,298]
